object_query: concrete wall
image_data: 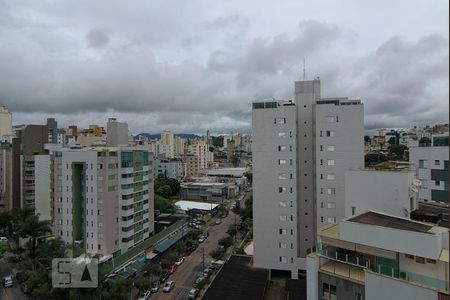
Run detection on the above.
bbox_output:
[315,100,364,231]
[306,254,319,300]
[345,170,416,218]
[34,155,51,221]
[252,101,299,275]
[340,219,444,259]
[365,271,438,300]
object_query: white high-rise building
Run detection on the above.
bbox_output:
[52,146,154,256]
[0,106,12,140]
[252,79,364,278]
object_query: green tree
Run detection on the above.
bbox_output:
[102,278,133,300]
[156,185,172,198]
[419,137,431,145]
[388,144,409,160]
[18,215,51,263]
[209,248,225,260]
[134,277,149,293]
[211,136,224,147]
[243,172,252,185]
[364,153,388,167]
[231,153,240,167]
[364,135,371,143]
[218,236,233,249]
[218,204,227,215]
[155,195,177,213]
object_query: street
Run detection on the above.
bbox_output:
[0,252,26,300]
[151,210,238,300]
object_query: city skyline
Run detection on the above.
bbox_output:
[0,0,448,133]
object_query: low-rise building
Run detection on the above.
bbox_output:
[307,211,449,300]
[180,182,229,202]
[153,158,183,180]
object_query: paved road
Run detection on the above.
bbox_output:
[151,210,238,300]
[0,251,26,300]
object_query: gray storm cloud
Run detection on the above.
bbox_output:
[0,0,447,133]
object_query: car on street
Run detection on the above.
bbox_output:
[174,257,184,266]
[159,271,169,283]
[150,280,160,293]
[188,243,198,252]
[194,276,204,287]
[137,290,151,300]
[198,236,205,243]
[0,236,7,242]
[168,264,177,274]
[162,280,175,293]
[214,219,221,225]
[203,267,211,277]
[2,275,13,288]
[188,288,199,299]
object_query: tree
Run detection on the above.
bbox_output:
[231,153,240,167]
[364,135,371,143]
[218,205,227,215]
[18,214,51,263]
[364,153,388,167]
[218,236,233,249]
[155,174,180,197]
[155,195,177,213]
[209,248,225,260]
[156,185,172,198]
[134,277,149,293]
[243,172,252,185]
[211,136,224,147]
[388,144,408,160]
[102,278,133,300]
[419,137,431,145]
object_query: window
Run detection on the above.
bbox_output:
[326,130,335,137]
[322,283,336,299]
[435,181,440,186]
[279,159,287,165]
[327,202,336,209]
[320,202,324,208]
[320,159,323,166]
[435,160,440,165]
[356,293,363,300]
[327,160,335,166]
[279,215,287,221]
[326,116,336,122]
[405,254,414,259]
[278,145,287,152]
[277,118,286,124]
[327,145,335,151]
[279,229,287,235]
[321,217,324,223]
[279,187,287,193]
[327,174,336,180]
[352,206,356,215]
[320,145,323,151]
[279,201,287,208]
[419,160,426,169]
[320,174,323,180]
[278,132,286,137]
[327,188,336,195]
[278,173,288,180]
[279,242,287,249]
[279,256,287,263]
[327,217,336,223]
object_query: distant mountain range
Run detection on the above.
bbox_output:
[134,133,201,140]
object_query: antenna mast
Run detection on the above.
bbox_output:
[303,58,306,80]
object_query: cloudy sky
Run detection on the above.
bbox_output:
[0,0,448,134]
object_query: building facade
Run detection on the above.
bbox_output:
[307,211,449,300]
[410,138,449,203]
[252,79,364,278]
[0,106,12,139]
[52,147,154,256]
[106,118,129,147]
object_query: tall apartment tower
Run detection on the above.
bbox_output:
[52,147,154,256]
[252,79,364,278]
[47,118,58,143]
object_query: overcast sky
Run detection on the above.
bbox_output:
[0,0,448,134]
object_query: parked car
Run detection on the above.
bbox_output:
[150,280,160,293]
[2,276,13,288]
[168,264,177,274]
[162,280,175,293]
[198,236,205,243]
[137,290,151,300]
[159,271,169,283]
[194,276,204,287]
[0,236,7,242]
[214,219,222,225]
[203,267,211,277]
[188,288,199,299]
[174,257,184,266]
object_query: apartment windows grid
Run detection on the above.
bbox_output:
[327,145,335,151]
[326,130,335,137]
[327,159,335,166]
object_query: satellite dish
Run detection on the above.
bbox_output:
[413,179,422,187]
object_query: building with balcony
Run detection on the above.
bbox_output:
[410,135,449,203]
[51,146,154,257]
[153,158,183,180]
[307,211,449,300]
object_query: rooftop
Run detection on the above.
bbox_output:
[202,255,268,300]
[347,211,433,233]
[174,200,218,211]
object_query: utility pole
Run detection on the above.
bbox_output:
[202,248,205,272]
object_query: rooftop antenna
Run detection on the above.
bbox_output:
[303,58,306,80]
